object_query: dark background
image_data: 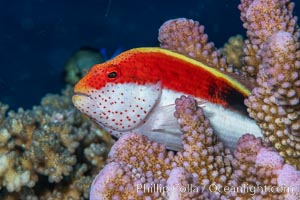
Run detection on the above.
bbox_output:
[0,0,299,110]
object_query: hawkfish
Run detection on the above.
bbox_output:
[72,47,262,150]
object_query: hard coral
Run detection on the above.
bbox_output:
[91,96,300,199]
[241,0,300,169]
[238,0,299,77]
[231,134,300,199]
[221,35,244,69]
[158,18,233,73]
[173,96,233,193]
[245,30,300,168]
[0,86,111,199]
[90,133,174,199]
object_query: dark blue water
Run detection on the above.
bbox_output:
[0,0,297,110]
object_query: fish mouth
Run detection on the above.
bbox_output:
[73,92,91,98]
[72,92,92,107]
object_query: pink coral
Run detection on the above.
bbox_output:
[245,28,300,169]
[231,134,300,199]
[238,0,299,77]
[158,18,232,73]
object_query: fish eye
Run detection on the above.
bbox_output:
[107,71,117,79]
[106,66,120,80]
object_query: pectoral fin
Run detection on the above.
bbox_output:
[136,104,182,150]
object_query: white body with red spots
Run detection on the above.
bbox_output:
[85,82,162,133]
[73,81,262,150]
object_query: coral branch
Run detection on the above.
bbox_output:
[238,0,299,77]
[221,35,245,69]
[158,18,233,73]
[245,30,300,169]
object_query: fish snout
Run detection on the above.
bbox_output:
[72,79,94,115]
[72,92,91,114]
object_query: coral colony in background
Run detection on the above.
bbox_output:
[1,1,300,200]
[0,87,112,199]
